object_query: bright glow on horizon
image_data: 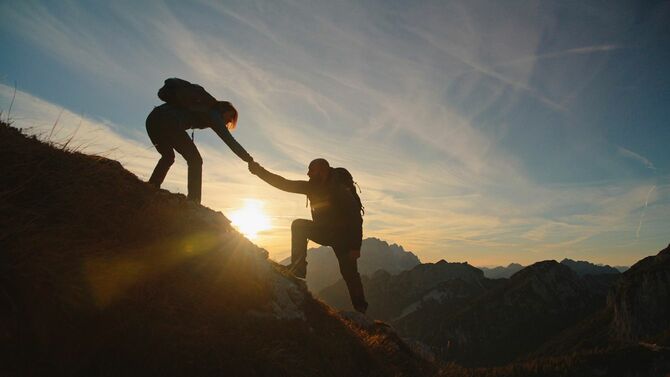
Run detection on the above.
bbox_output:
[229,199,271,240]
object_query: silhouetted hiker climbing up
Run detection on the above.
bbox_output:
[146,78,253,203]
[249,158,368,314]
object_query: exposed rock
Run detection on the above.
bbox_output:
[610,244,670,342]
[339,311,437,364]
[250,267,307,321]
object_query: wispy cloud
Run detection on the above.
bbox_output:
[618,146,657,170]
[491,45,622,67]
[2,0,669,266]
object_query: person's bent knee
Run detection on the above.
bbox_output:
[159,155,175,166]
[291,219,310,232]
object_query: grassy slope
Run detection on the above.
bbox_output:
[3,120,667,377]
[0,121,435,377]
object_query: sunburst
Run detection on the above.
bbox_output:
[229,199,271,240]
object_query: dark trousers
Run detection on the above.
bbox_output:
[146,105,203,203]
[291,219,368,313]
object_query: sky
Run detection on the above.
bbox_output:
[1,0,669,267]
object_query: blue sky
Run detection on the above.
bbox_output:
[1,0,669,266]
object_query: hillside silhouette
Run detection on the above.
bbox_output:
[2,119,669,377]
[320,254,670,374]
[0,121,436,376]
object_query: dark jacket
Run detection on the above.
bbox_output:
[164,104,252,162]
[253,166,362,231]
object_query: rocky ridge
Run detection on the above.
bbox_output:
[282,237,421,293]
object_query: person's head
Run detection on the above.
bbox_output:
[308,158,330,183]
[216,101,238,130]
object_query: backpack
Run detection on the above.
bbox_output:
[331,167,365,217]
[157,78,218,110]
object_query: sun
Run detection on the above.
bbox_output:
[229,199,271,240]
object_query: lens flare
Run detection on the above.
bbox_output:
[229,199,271,240]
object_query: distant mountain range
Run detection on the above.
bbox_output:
[319,260,492,321]
[280,237,420,292]
[316,245,669,369]
[479,259,626,279]
[560,258,621,276]
[395,260,619,366]
[478,263,524,279]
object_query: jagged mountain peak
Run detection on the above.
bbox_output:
[409,259,484,280]
[510,260,575,280]
[479,262,525,279]
[365,237,410,253]
[280,236,421,292]
[560,258,620,276]
[504,261,592,307]
[421,259,475,268]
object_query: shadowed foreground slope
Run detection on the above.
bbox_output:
[0,121,436,377]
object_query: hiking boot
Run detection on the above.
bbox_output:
[288,263,307,279]
[354,301,368,314]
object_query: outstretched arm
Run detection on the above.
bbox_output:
[209,109,253,162]
[249,162,310,195]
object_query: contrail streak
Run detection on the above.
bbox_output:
[492,45,622,67]
[636,185,656,239]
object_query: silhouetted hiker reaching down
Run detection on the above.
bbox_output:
[249,159,368,314]
[146,78,253,203]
